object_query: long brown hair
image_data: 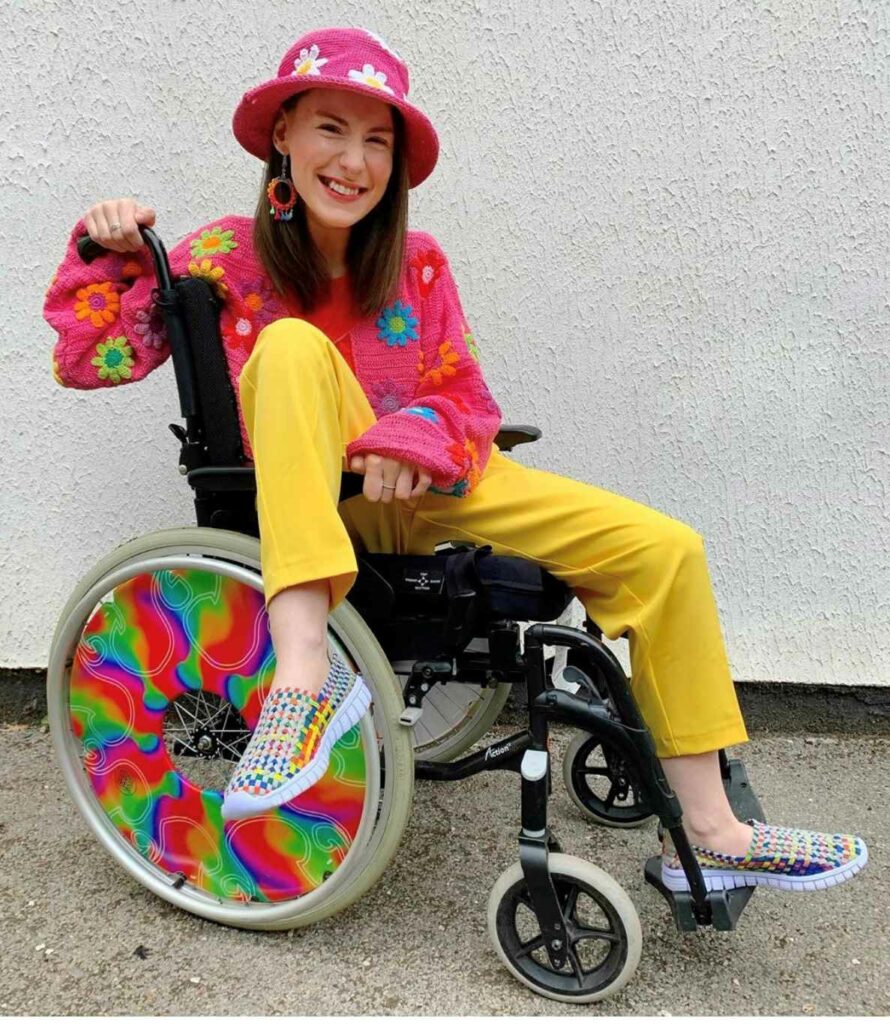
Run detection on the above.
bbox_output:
[252,93,409,319]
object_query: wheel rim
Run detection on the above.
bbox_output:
[570,735,653,825]
[60,557,376,909]
[496,870,629,997]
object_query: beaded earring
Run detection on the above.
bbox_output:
[267,153,297,221]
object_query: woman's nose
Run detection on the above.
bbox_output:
[339,138,365,174]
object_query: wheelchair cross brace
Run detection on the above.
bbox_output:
[414,623,762,953]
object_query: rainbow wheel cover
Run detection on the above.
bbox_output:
[68,564,369,903]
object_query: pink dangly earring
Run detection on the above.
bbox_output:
[267,153,297,221]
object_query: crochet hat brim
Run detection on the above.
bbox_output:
[232,77,439,189]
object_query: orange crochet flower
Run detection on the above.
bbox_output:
[447,438,481,490]
[417,339,460,389]
[73,282,120,328]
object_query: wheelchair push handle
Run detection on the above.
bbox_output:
[76,226,175,291]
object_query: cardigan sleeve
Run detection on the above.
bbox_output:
[346,236,502,496]
[43,218,241,389]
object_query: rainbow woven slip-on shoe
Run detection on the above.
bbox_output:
[661,819,868,893]
[221,650,372,821]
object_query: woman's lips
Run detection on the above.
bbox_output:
[318,176,366,202]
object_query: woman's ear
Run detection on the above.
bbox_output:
[271,109,289,156]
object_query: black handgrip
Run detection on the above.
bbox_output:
[77,226,150,264]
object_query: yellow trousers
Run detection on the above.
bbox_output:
[238,318,749,758]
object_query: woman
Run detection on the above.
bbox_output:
[44,27,866,892]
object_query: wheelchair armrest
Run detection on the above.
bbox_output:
[186,464,366,503]
[495,424,542,451]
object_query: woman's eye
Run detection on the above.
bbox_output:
[320,124,340,133]
[368,137,388,146]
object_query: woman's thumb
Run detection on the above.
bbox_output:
[135,206,156,225]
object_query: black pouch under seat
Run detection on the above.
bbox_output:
[354,546,572,628]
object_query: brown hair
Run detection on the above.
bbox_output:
[252,93,409,319]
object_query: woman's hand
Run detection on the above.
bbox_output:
[349,453,432,503]
[83,198,156,253]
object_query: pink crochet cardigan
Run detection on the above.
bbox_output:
[44,215,502,496]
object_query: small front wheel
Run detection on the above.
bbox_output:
[487,853,642,1003]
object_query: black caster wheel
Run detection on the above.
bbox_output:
[487,853,642,1003]
[563,731,655,828]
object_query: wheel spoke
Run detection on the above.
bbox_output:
[581,766,611,778]
[561,884,579,919]
[603,779,620,810]
[566,945,586,984]
[171,700,193,738]
[574,925,620,944]
[515,933,546,958]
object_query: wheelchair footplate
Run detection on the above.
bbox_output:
[645,757,766,932]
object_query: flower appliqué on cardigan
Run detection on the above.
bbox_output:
[464,324,481,363]
[371,378,407,415]
[409,248,446,297]
[405,405,440,424]
[377,300,418,347]
[417,339,460,388]
[188,258,228,297]
[294,44,328,76]
[243,278,279,329]
[74,282,120,329]
[190,227,238,260]
[133,304,167,350]
[92,336,134,384]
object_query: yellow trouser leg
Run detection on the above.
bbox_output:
[237,318,378,611]
[344,449,749,758]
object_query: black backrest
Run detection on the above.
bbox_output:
[173,277,245,467]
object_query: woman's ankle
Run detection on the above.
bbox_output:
[682,818,754,857]
[269,644,332,697]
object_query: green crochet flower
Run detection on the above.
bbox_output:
[92,336,134,384]
[464,329,481,363]
[190,227,238,259]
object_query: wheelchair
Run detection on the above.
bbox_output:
[47,227,765,1004]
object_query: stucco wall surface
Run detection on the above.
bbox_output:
[2,0,887,684]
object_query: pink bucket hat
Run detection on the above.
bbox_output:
[232,27,440,188]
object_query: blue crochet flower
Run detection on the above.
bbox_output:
[430,477,469,497]
[377,300,419,347]
[404,405,439,423]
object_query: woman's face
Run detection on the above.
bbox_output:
[273,88,395,236]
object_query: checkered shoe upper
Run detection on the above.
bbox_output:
[664,819,864,877]
[225,652,357,799]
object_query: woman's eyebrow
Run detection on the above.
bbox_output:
[314,110,394,133]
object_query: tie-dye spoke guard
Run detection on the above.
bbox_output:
[69,565,369,903]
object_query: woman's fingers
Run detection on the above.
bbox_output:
[84,198,147,252]
[393,462,415,501]
[117,202,147,251]
[356,454,431,503]
[410,468,433,499]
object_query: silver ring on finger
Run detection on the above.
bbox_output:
[382,484,396,490]
[109,223,122,232]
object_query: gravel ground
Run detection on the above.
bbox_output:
[0,722,887,1016]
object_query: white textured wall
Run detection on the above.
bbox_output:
[2,0,888,684]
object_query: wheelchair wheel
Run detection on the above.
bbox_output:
[47,527,414,930]
[393,646,511,762]
[562,730,655,829]
[487,853,642,1003]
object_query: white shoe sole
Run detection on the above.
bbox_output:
[661,842,868,893]
[221,676,372,821]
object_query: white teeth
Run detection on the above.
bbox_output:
[324,177,361,196]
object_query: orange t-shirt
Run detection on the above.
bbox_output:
[285,274,357,373]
